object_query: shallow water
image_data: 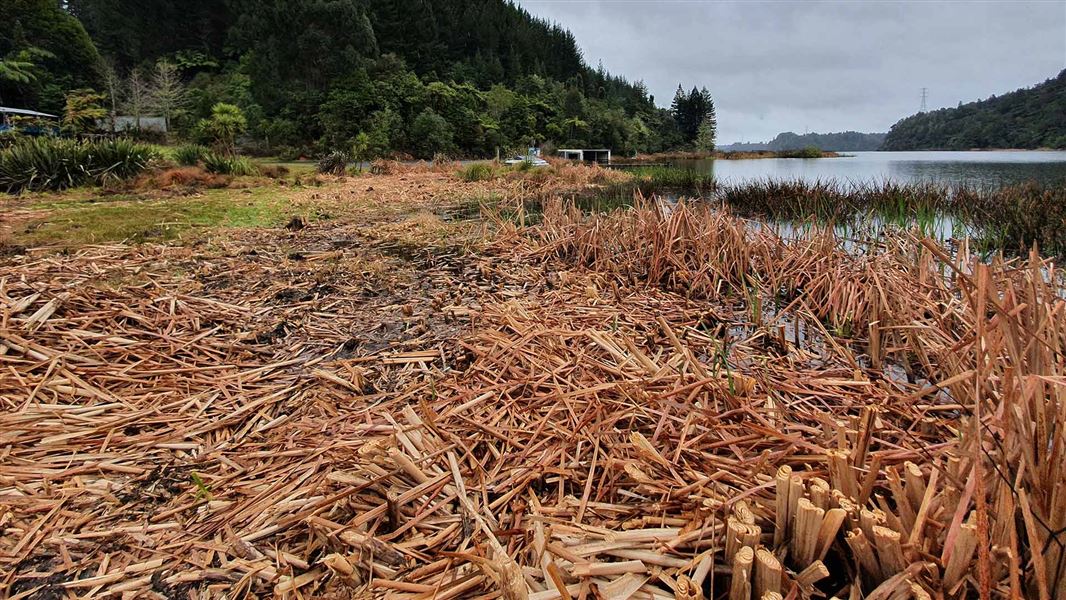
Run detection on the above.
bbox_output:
[672,150,1066,187]
[756,214,964,245]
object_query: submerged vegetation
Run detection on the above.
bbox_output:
[453,161,1066,257]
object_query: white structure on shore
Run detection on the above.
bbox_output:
[558,148,611,164]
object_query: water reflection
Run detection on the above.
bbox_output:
[672,151,1066,187]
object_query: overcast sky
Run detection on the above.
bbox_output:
[517,1,1066,143]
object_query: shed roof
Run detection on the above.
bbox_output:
[0,107,59,118]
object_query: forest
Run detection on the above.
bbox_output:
[0,0,719,159]
[723,131,886,152]
[883,70,1066,150]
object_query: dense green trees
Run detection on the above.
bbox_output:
[0,50,43,105]
[670,86,715,143]
[14,0,719,158]
[215,0,697,157]
[883,71,1066,150]
[409,108,455,158]
[724,131,887,152]
[368,0,586,87]
[1,0,100,112]
[66,0,232,72]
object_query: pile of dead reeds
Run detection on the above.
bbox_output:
[514,195,1066,599]
[3,182,1064,599]
[0,238,480,597]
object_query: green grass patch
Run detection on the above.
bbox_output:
[456,161,549,182]
[775,146,825,159]
[627,165,715,194]
[457,162,504,182]
[254,159,318,176]
[202,152,258,176]
[14,187,293,247]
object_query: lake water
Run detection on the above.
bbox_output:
[672,151,1066,187]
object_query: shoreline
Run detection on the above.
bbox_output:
[625,149,843,161]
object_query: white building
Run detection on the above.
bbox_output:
[557,148,612,164]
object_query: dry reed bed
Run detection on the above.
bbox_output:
[518,197,1066,599]
[0,230,494,598]
[321,161,632,222]
[1,186,1063,599]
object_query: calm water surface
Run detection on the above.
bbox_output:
[672,151,1066,187]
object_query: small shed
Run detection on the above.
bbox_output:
[102,116,168,133]
[558,148,611,164]
[1,107,60,135]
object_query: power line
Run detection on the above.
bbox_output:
[920,87,928,113]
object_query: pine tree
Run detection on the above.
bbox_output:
[670,84,692,141]
[695,115,716,152]
[668,84,720,144]
[670,84,686,120]
[686,87,703,140]
[700,88,714,120]
[697,92,717,152]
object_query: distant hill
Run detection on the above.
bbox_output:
[722,131,886,152]
[883,71,1066,150]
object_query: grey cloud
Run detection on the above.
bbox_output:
[518,0,1066,142]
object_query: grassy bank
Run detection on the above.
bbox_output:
[8,186,293,247]
[626,164,716,194]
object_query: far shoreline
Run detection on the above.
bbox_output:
[622,149,842,162]
[619,147,1065,162]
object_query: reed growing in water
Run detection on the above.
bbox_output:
[584,167,1066,256]
[724,178,1066,256]
[521,195,1066,598]
[627,164,716,194]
